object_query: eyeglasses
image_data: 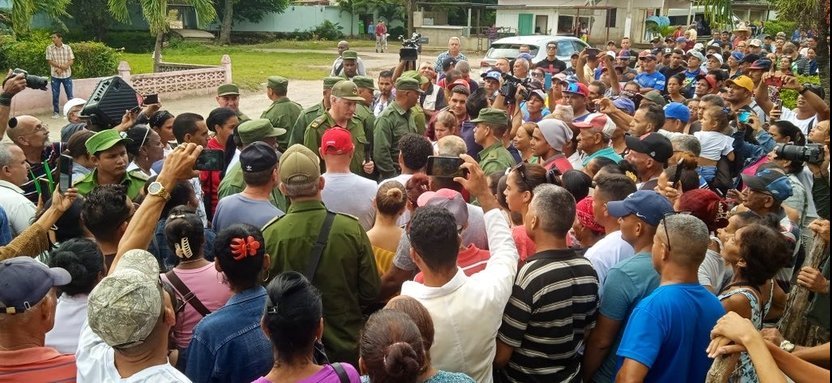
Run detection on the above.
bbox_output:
[547,46,557,50]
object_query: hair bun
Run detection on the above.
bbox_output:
[383,341,421,378]
[386,187,403,201]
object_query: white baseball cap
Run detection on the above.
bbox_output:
[63,98,87,117]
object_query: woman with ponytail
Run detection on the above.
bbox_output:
[367,181,407,275]
[255,271,361,383]
[159,206,232,368]
[503,163,556,261]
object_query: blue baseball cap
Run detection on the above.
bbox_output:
[741,168,793,202]
[664,102,690,123]
[516,53,534,62]
[482,70,501,82]
[731,51,745,61]
[607,190,675,226]
[675,37,687,43]
[613,97,636,115]
[0,257,71,314]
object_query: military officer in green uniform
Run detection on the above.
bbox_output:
[73,129,148,201]
[303,80,372,176]
[217,119,289,211]
[352,75,379,180]
[471,108,516,175]
[216,84,250,122]
[261,144,379,366]
[261,76,303,152]
[288,77,343,147]
[373,77,423,179]
[401,70,428,133]
[339,51,360,80]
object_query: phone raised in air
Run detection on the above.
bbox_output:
[59,154,73,192]
[194,149,225,171]
[737,110,751,124]
[585,48,600,59]
[142,93,159,105]
[671,158,684,189]
[426,156,466,178]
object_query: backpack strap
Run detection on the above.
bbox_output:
[331,363,350,383]
[165,270,211,317]
[304,211,337,282]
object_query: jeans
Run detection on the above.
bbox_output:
[51,76,74,114]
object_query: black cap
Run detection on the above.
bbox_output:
[240,142,278,173]
[625,133,673,164]
[740,53,760,64]
[442,57,458,71]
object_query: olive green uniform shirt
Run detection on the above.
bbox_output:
[73,169,148,201]
[216,163,288,212]
[261,200,380,366]
[237,111,251,123]
[478,142,516,175]
[372,102,422,179]
[303,112,368,175]
[261,97,303,152]
[289,102,326,147]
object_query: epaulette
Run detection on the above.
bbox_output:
[310,114,328,129]
[128,170,150,181]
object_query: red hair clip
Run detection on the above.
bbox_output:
[230,236,261,261]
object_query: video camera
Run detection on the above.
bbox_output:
[774,143,825,165]
[399,33,422,62]
[11,68,49,91]
[499,72,531,103]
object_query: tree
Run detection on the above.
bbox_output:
[212,0,289,45]
[8,0,71,36]
[337,0,406,36]
[67,0,114,41]
[107,0,216,72]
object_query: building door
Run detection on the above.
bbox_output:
[535,15,548,34]
[518,13,533,35]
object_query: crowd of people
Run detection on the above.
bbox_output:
[0,30,829,383]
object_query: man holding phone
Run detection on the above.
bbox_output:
[73,129,148,200]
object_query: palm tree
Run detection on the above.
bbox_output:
[107,0,216,72]
[8,0,71,36]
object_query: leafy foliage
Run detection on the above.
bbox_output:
[762,20,797,38]
[64,0,114,41]
[212,0,289,23]
[0,32,117,78]
[311,20,344,41]
[780,75,821,110]
[9,0,71,36]
[700,0,734,30]
[106,0,217,36]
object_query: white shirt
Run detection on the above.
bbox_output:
[401,209,518,383]
[0,180,36,237]
[780,107,818,135]
[694,131,735,161]
[583,230,634,291]
[76,321,191,382]
[321,172,378,230]
[45,294,89,354]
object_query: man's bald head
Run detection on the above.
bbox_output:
[337,41,349,55]
[7,115,43,142]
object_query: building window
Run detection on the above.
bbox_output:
[606,8,617,28]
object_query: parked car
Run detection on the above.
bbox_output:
[479,35,589,69]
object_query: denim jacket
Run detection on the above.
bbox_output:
[185,286,273,383]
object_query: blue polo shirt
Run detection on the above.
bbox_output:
[635,71,666,91]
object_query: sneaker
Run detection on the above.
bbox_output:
[52,113,60,119]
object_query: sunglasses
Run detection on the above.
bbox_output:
[506,162,529,190]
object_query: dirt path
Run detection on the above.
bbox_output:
[40,47,484,138]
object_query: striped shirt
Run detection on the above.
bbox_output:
[45,44,74,78]
[497,249,599,383]
[0,346,76,382]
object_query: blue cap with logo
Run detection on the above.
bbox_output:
[607,190,675,226]
[664,102,691,123]
[741,168,794,202]
[482,70,501,82]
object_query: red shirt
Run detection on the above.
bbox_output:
[414,244,490,283]
[0,346,76,383]
[512,225,537,261]
[199,137,225,217]
[375,23,387,36]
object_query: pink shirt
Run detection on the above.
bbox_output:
[161,263,234,349]
[512,225,537,261]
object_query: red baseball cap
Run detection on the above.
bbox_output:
[447,79,470,90]
[320,127,354,154]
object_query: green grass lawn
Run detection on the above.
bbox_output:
[119,43,337,90]
[251,39,378,50]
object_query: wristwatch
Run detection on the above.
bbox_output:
[147,181,171,201]
[779,339,795,353]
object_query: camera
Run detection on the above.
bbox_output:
[499,72,531,103]
[774,143,825,164]
[12,68,49,91]
[399,33,422,62]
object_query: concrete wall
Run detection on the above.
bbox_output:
[414,26,469,49]
[208,5,353,34]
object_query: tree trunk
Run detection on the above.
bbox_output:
[153,31,164,73]
[219,0,234,45]
[778,234,830,347]
[705,354,739,383]
[406,0,414,36]
[817,6,829,106]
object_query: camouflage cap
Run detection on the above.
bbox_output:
[352,75,377,90]
[342,50,359,60]
[279,144,321,185]
[470,108,509,128]
[323,76,344,90]
[87,249,162,348]
[331,80,366,101]
[267,76,288,92]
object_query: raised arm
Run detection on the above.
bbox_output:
[0,71,27,141]
[0,188,78,261]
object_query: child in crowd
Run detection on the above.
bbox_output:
[433,111,458,152]
[694,106,735,182]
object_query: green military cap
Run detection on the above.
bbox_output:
[470,108,509,127]
[217,83,240,97]
[86,129,131,155]
[402,70,429,85]
[395,77,423,93]
[267,76,288,92]
[279,144,321,185]
[324,76,344,89]
[352,76,376,90]
[331,80,366,101]
[342,50,359,60]
[238,118,286,146]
